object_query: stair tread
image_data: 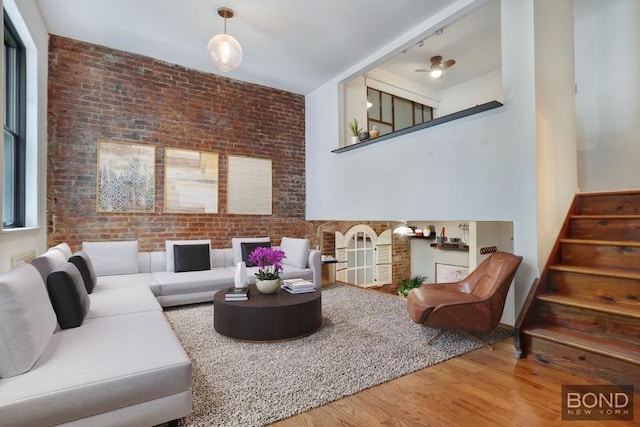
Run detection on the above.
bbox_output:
[578,190,640,197]
[537,293,640,318]
[549,264,640,279]
[524,325,640,365]
[560,238,640,247]
[570,214,640,219]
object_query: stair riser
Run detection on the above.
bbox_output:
[578,194,640,215]
[537,301,640,345]
[561,243,640,272]
[570,218,640,241]
[549,270,640,306]
[523,335,640,385]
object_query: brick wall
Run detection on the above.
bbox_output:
[47,36,307,252]
[46,36,410,291]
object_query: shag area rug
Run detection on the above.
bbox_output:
[164,284,512,427]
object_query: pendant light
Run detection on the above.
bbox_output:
[207,7,243,72]
[393,221,415,236]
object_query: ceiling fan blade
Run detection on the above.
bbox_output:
[415,69,429,73]
[430,55,442,66]
[442,59,456,70]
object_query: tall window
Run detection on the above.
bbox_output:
[3,11,26,228]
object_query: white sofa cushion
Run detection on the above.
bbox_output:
[30,249,67,282]
[165,240,211,272]
[88,287,161,319]
[279,265,314,283]
[150,251,167,272]
[95,273,161,295]
[231,237,270,264]
[153,269,235,296]
[82,241,139,276]
[280,237,310,269]
[0,264,57,378]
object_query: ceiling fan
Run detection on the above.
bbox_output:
[416,55,456,79]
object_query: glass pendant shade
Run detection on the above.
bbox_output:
[207,33,243,72]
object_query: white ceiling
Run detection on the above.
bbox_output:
[36,0,470,94]
[374,0,501,92]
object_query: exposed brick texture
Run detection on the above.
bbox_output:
[46,36,410,293]
[47,36,307,252]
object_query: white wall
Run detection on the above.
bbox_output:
[306,0,541,321]
[410,221,469,282]
[535,0,578,270]
[575,0,640,192]
[343,76,367,144]
[0,0,49,272]
[434,68,503,118]
[471,221,515,324]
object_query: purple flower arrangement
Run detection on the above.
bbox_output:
[248,247,286,280]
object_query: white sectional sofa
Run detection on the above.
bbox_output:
[83,237,322,307]
[0,236,320,426]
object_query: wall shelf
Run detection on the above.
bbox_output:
[332,100,503,154]
[429,243,469,252]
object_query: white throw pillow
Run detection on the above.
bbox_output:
[0,264,57,378]
[280,237,310,269]
[49,242,72,259]
[165,240,211,272]
[231,237,270,265]
[82,241,139,276]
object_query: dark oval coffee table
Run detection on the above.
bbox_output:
[213,284,322,341]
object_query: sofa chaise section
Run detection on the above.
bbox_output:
[0,253,192,426]
[0,310,191,426]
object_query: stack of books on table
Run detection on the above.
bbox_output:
[281,279,316,294]
[225,287,249,301]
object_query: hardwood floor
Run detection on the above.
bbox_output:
[271,338,639,426]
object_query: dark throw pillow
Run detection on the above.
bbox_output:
[68,251,98,294]
[46,262,90,329]
[241,241,272,267]
[174,244,211,273]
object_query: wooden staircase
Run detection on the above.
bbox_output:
[515,191,640,385]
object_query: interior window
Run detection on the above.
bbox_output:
[346,231,375,287]
[367,88,433,137]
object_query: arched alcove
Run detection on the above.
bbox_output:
[335,225,392,287]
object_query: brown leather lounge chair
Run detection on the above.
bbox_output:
[406,252,523,350]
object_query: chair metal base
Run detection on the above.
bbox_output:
[427,329,494,351]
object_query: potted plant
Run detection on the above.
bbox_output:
[397,274,427,297]
[370,125,379,138]
[348,118,362,145]
[248,247,286,294]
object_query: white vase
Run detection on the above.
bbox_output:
[256,278,281,294]
[234,262,247,288]
[350,135,359,145]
